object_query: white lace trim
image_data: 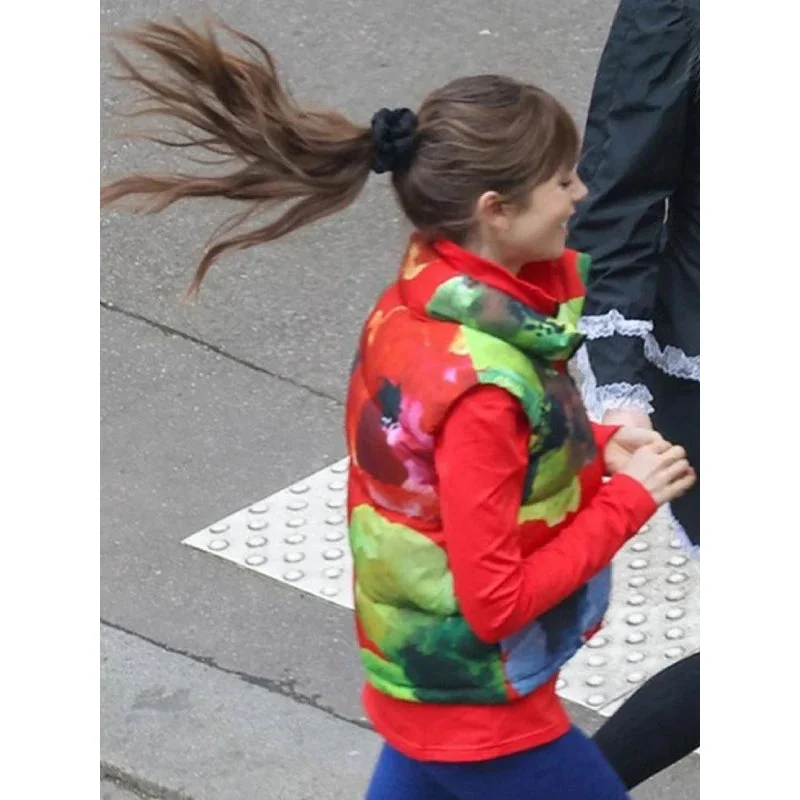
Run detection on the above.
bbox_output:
[572,344,654,421]
[579,310,700,382]
[594,383,655,415]
[643,337,700,381]
[579,310,652,339]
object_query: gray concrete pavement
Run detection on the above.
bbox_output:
[102,625,381,800]
[100,0,699,797]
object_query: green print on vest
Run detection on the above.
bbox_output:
[459,326,546,425]
[457,324,585,528]
[350,505,456,615]
[351,504,509,703]
[528,444,575,501]
[518,475,582,526]
[395,614,508,704]
[556,295,585,332]
[575,252,592,284]
[555,254,590,331]
[426,276,583,362]
[358,596,507,703]
[360,649,417,702]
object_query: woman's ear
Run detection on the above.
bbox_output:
[475,190,512,232]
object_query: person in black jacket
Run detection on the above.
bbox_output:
[567,0,700,788]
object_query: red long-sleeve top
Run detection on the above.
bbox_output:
[363,387,656,762]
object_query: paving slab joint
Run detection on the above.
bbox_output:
[101,762,195,800]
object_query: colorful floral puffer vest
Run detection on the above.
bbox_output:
[345,236,611,705]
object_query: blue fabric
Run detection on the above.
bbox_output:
[501,567,611,696]
[365,727,630,800]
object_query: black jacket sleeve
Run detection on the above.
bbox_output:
[567,0,699,418]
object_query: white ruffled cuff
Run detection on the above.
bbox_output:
[572,344,654,422]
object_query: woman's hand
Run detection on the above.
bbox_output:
[604,426,667,475]
[621,443,696,506]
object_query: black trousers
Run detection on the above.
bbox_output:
[594,652,700,788]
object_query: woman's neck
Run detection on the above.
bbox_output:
[460,235,523,276]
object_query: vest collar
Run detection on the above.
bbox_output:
[398,235,586,363]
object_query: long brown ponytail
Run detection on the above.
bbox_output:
[101,18,373,294]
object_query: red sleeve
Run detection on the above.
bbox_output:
[591,422,621,454]
[435,386,656,644]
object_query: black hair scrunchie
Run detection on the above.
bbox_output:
[370,107,418,174]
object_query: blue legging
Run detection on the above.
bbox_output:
[366,727,630,799]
